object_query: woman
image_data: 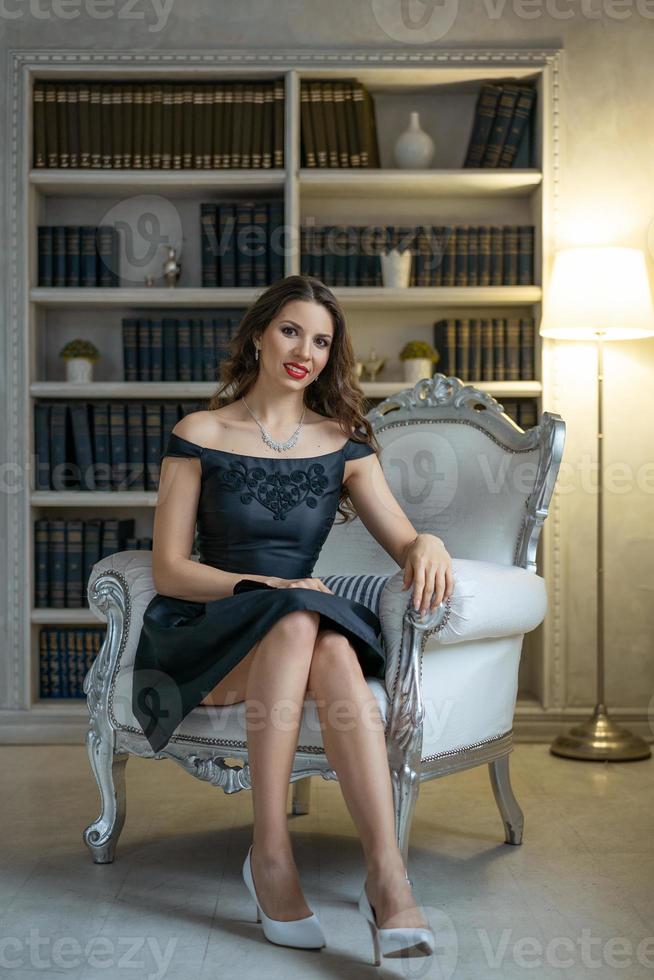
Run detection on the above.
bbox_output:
[132,274,453,964]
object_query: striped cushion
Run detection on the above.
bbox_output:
[319,574,392,618]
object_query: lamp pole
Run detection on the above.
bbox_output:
[550,332,651,761]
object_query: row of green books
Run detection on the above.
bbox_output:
[35,517,143,608]
[123,313,240,382]
[300,79,380,168]
[38,225,119,287]
[433,317,536,381]
[200,199,285,287]
[34,400,205,492]
[33,79,285,169]
[301,224,534,287]
[39,628,104,699]
[463,82,536,168]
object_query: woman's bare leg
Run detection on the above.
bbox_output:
[306,629,429,931]
[200,609,321,921]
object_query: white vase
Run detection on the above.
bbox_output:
[393,112,435,169]
[380,248,412,288]
[66,357,94,383]
[403,358,433,383]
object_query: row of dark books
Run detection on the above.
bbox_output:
[200,199,285,287]
[498,399,537,430]
[39,628,105,699]
[38,225,120,287]
[35,518,143,608]
[33,79,285,170]
[300,79,379,168]
[433,317,535,381]
[463,82,536,168]
[34,400,205,492]
[123,313,240,382]
[300,224,535,287]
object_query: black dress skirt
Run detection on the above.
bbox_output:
[132,432,387,753]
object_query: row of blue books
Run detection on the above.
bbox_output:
[122,311,241,381]
[463,82,536,169]
[34,517,150,608]
[34,399,205,491]
[38,225,120,287]
[300,224,535,287]
[39,627,105,699]
[200,198,285,286]
[433,317,535,381]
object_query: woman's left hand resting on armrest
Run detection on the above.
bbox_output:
[401,532,453,618]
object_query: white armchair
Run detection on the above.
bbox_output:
[82,375,565,870]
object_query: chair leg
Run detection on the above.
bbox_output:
[83,728,129,864]
[488,753,524,845]
[291,776,312,815]
[390,763,420,870]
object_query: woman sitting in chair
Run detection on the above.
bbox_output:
[132,274,453,964]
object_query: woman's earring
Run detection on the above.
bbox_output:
[255,345,259,361]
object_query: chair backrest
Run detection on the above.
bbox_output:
[313,374,565,577]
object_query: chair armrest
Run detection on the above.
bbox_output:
[378,558,547,698]
[87,550,157,674]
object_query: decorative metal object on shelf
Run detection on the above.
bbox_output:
[162,246,181,288]
[363,347,386,381]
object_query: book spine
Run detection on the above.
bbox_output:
[45,82,59,167]
[91,402,111,491]
[67,84,79,168]
[463,83,502,167]
[78,82,91,168]
[89,84,102,167]
[35,519,50,607]
[33,81,47,168]
[150,318,163,381]
[65,226,80,287]
[126,402,145,491]
[38,227,53,287]
[57,83,69,168]
[65,519,83,608]
[53,226,67,287]
[273,78,284,167]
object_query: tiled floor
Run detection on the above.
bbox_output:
[0,743,652,979]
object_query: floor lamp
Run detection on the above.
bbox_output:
[540,246,654,761]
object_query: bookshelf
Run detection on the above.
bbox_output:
[3,47,562,741]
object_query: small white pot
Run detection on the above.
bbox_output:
[65,357,94,383]
[402,358,433,383]
[381,249,412,288]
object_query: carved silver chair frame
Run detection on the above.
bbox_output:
[82,375,565,872]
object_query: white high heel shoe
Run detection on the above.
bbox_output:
[242,844,326,950]
[358,877,436,966]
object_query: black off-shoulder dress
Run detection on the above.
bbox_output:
[132,432,386,753]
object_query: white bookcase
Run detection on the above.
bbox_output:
[3,47,562,741]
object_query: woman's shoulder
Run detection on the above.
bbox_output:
[171,410,224,446]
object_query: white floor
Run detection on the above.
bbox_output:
[1,743,653,980]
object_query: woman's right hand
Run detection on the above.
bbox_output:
[266,576,334,594]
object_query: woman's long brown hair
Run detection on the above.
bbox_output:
[208,274,380,524]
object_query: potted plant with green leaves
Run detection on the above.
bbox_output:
[399,340,440,383]
[60,339,101,383]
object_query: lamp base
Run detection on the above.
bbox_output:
[550,703,651,761]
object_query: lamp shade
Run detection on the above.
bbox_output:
[539,246,654,340]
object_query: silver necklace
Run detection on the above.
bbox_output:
[241,397,306,453]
